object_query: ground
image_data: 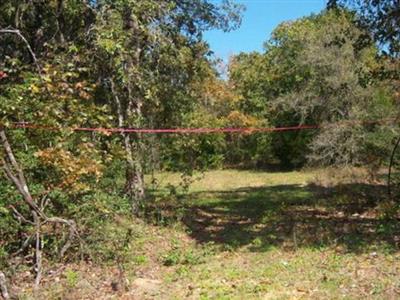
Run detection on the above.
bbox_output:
[14,169,400,299]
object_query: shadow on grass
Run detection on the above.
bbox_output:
[179,183,400,253]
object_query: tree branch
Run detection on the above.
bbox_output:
[42,217,80,259]
[0,272,10,300]
[0,28,42,76]
[0,130,44,218]
[9,205,35,225]
[33,212,42,290]
[12,234,34,257]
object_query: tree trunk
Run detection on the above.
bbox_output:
[124,158,145,214]
[0,271,10,300]
[110,80,146,215]
[0,129,42,217]
[123,136,145,215]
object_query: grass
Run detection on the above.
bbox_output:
[152,169,314,192]
[17,169,400,299]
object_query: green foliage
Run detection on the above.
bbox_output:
[160,110,227,171]
[0,179,27,267]
[229,8,399,170]
[161,242,215,266]
[64,269,79,288]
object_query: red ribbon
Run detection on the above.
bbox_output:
[10,118,395,134]
[12,122,319,134]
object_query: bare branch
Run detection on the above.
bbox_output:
[33,212,42,290]
[43,217,80,258]
[2,161,40,215]
[0,28,42,75]
[9,205,35,225]
[39,193,50,211]
[12,234,34,257]
[0,130,24,175]
[0,130,45,218]
[0,272,10,300]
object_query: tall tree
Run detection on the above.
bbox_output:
[92,0,243,213]
[268,9,398,169]
[228,9,398,170]
[333,0,400,56]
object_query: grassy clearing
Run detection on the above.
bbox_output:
[18,169,400,299]
[152,169,315,192]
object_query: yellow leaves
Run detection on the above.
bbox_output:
[41,63,95,102]
[191,75,241,110]
[96,128,112,137]
[75,82,84,90]
[43,75,53,83]
[30,84,40,94]
[204,78,224,99]
[227,111,261,127]
[78,90,91,100]
[36,145,103,193]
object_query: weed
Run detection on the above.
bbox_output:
[133,255,148,265]
[161,249,182,266]
[161,247,206,266]
[64,269,79,288]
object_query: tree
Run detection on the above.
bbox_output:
[0,0,244,216]
[333,0,400,56]
[226,53,274,167]
[268,9,398,170]
[228,9,399,171]
[91,0,243,213]
[0,30,106,287]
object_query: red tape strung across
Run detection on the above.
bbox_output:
[9,118,396,134]
[11,123,320,134]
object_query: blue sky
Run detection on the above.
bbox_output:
[204,0,327,61]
